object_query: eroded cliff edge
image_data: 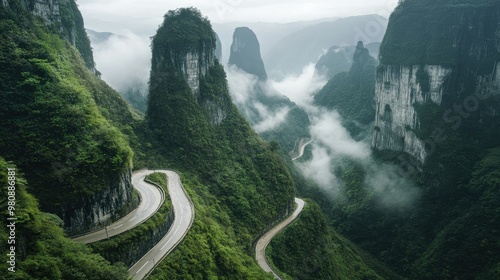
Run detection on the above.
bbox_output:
[372,1,500,166]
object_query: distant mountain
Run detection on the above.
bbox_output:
[314,41,377,138]
[315,42,380,79]
[86,29,125,44]
[213,18,338,64]
[227,27,310,152]
[264,15,387,80]
[228,27,268,80]
[215,32,222,61]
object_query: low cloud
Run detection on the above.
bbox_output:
[270,64,326,110]
[226,65,258,105]
[226,65,291,133]
[253,105,290,133]
[296,144,341,197]
[91,31,151,93]
[273,64,420,209]
[310,110,371,160]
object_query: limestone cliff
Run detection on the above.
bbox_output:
[148,7,231,131]
[61,168,138,235]
[1,0,136,234]
[372,1,500,165]
[2,0,96,72]
[372,65,452,164]
[228,27,268,80]
[215,32,222,61]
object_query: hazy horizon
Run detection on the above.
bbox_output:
[78,0,398,35]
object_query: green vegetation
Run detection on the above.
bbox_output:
[58,0,95,70]
[148,174,275,280]
[380,0,500,66]
[142,7,296,278]
[90,172,173,266]
[0,2,134,213]
[317,1,500,278]
[152,7,215,55]
[248,86,311,153]
[268,200,399,280]
[0,158,129,279]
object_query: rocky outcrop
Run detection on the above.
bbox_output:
[228,27,268,80]
[2,0,96,72]
[372,2,500,165]
[149,8,230,127]
[61,167,138,235]
[226,27,311,152]
[215,32,222,62]
[372,65,452,164]
[152,38,215,96]
[31,0,61,24]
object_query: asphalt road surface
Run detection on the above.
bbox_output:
[292,139,313,161]
[73,169,164,244]
[128,170,194,279]
[255,198,306,279]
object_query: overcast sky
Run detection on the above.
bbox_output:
[78,0,399,35]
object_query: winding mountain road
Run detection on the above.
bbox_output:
[129,170,194,279]
[73,169,164,244]
[74,168,302,279]
[292,139,313,161]
[73,169,194,280]
[255,198,306,279]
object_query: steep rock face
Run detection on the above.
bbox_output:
[2,0,96,71]
[31,0,60,23]
[215,32,222,61]
[1,1,136,235]
[372,65,452,163]
[62,168,138,235]
[373,1,500,165]
[148,8,230,129]
[152,24,216,96]
[228,27,268,80]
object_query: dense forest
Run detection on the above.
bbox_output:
[299,0,500,279]
[1,0,499,279]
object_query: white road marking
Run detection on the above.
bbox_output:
[129,216,137,221]
[136,261,149,273]
[114,224,123,229]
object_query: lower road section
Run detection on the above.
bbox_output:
[73,169,164,244]
[255,198,306,279]
[129,170,195,279]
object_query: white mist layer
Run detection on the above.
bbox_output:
[226,65,291,133]
[273,64,420,209]
[91,31,151,93]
